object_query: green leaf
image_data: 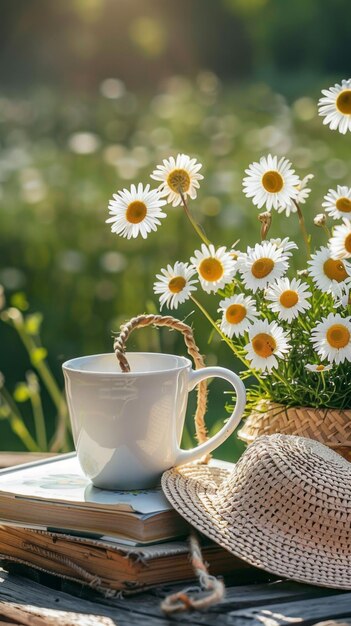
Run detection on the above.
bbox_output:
[10,292,29,312]
[30,347,48,366]
[25,313,43,336]
[14,383,31,403]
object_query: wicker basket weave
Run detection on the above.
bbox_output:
[238,400,351,461]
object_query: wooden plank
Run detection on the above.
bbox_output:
[0,569,174,626]
[224,593,351,626]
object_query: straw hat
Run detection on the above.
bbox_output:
[161,434,351,589]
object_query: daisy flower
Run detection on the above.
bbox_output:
[269,237,298,257]
[242,154,300,211]
[311,313,351,364]
[237,241,289,291]
[106,183,166,239]
[153,262,198,310]
[276,174,314,217]
[150,154,203,207]
[307,246,350,296]
[190,244,237,294]
[218,294,259,339]
[322,186,351,221]
[329,219,351,259]
[265,277,312,322]
[305,363,333,372]
[245,319,290,373]
[318,79,351,134]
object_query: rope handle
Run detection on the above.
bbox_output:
[160,533,225,614]
[113,314,209,450]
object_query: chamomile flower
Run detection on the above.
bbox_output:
[269,237,298,257]
[307,246,350,296]
[322,186,351,221]
[311,313,351,364]
[106,183,166,239]
[329,219,351,259]
[190,244,236,294]
[305,363,333,372]
[150,154,203,207]
[318,79,351,134]
[265,277,312,322]
[242,154,300,211]
[153,262,198,310]
[218,294,259,339]
[276,174,314,217]
[237,241,289,291]
[245,319,290,373]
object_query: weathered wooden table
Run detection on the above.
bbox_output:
[0,453,350,626]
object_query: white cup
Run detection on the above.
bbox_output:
[62,352,246,490]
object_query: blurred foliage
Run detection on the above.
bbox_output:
[1,73,351,458]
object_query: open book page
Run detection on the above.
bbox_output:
[0,454,172,514]
[0,454,234,515]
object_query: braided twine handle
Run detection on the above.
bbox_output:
[113,314,209,451]
[160,533,225,614]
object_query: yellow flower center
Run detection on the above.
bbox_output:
[336,197,351,214]
[168,276,186,294]
[225,304,247,324]
[279,290,299,308]
[326,324,350,349]
[344,233,351,254]
[199,257,224,282]
[126,201,147,224]
[316,365,325,371]
[252,333,276,358]
[336,90,351,115]
[251,257,274,279]
[167,169,191,194]
[323,258,348,282]
[261,170,284,194]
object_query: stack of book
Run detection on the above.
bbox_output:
[0,454,245,593]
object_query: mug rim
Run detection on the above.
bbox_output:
[62,352,192,376]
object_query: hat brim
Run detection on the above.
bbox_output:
[161,457,351,590]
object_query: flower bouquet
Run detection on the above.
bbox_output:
[106,79,351,458]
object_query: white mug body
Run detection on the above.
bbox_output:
[63,352,246,490]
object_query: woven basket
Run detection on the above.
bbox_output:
[238,400,351,461]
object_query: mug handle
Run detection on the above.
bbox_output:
[174,366,246,466]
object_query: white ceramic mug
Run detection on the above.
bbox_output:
[62,352,246,490]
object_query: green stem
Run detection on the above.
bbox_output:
[190,295,266,387]
[28,383,48,451]
[12,319,69,452]
[293,200,311,258]
[0,388,40,452]
[179,191,211,246]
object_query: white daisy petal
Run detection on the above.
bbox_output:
[311,313,351,364]
[153,262,198,310]
[150,154,203,207]
[106,184,166,239]
[243,154,300,211]
[305,363,333,372]
[318,79,351,134]
[277,174,314,217]
[307,246,350,296]
[218,294,259,338]
[329,218,351,259]
[265,277,311,322]
[190,244,237,294]
[322,186,351,221]
[237,241,289,292]
[244,319,290,372]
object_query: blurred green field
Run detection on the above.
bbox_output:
[0,76,349,457]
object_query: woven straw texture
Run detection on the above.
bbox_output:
[162,434,351,590]
[238,401,351,460]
